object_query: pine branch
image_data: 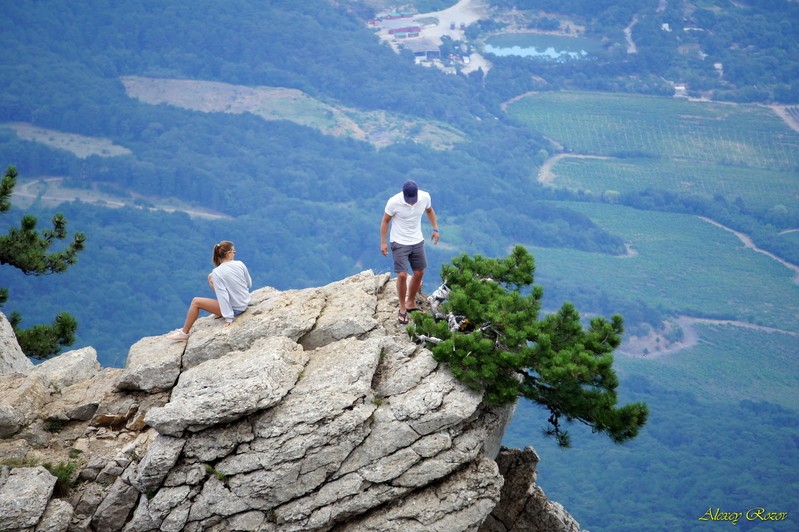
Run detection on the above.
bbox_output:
[1,165,85,359]
[413,245,648,447]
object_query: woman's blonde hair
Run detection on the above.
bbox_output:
[213,241,235,267]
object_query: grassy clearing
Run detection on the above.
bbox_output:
[12,177,231,220]
[250,93,350,132]
[1,122,132,159]
[121,76,465,149]
[528,202,799,332]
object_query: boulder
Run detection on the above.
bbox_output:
[0,311,32,376]
[0,466,56,530]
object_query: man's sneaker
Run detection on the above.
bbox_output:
[167,329,189,341]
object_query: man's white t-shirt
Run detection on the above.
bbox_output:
[384,190,432,245]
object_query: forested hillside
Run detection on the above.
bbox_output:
[1,0,534,215]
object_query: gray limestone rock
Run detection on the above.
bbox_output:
[90,477,140,532]
[0,372,50,437]
[297,271,388,349]
[145,336,307,435]
[31,346,101,391]
[0,271,581,532]
[0,466,56,531]
[0,311,33,376]
[116,336,184,393]
[43,368,122,424]
[134,434,186,493]
[480,447,583,532]
[180,286,318,369]
[343,457,504,532]
[34,498,73,532]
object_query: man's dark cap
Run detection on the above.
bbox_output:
[402,180,418,203]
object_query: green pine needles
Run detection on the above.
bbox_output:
[411,245,648,447]
[1,165,86,359]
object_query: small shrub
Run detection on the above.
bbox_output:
[43,460,78,497]
[204,464,225,481]
[43,419,66,433]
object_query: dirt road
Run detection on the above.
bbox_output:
[536,153,609,184]
[619,315,798,358]
[699,216,799,283]
[417,0,490,44]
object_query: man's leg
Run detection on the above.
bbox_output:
[392,243,413,318]
[406,269,425,310]
[396,271,409,314]
[405,242,428,310]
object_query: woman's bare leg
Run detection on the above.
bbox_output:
[181,297,221,334]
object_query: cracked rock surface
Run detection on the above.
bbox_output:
[0,271,581,531]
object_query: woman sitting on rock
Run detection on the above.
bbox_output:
[168,241,252,341]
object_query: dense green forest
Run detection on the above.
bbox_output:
[0,0,796,530]
[504,375,799,531]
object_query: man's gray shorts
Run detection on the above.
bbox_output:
[391,241,427,273]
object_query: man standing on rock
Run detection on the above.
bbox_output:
[380,180,440,324]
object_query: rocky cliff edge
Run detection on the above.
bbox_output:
[0,271,581,532]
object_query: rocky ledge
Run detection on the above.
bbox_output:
[0,271,581,532]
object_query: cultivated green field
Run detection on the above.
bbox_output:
[526,202,799,333]
[617,323,798,410]
[508,91,799,212]
[509,91,799,169]
[547,156,799,212]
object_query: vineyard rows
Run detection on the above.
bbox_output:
[510,92,799,170]
[508,91,799,210]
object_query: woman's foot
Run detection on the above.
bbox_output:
[167,328,189,341]
[397,311,409,324]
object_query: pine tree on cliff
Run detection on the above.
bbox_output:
[0,165,86,359]
[412,245,648,447]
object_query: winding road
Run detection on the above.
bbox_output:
[699,216,799,283]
